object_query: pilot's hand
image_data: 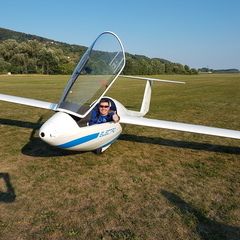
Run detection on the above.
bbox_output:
[112,112,120,122]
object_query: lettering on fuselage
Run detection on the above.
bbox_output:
[99,127,117,138]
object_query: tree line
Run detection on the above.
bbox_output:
[124,53,197,75]
[0,39,86,74]
[0,39,198,75]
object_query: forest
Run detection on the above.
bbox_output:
[0,27,198,75]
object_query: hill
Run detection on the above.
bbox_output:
[0,27,58,43]
[0,27,197,75]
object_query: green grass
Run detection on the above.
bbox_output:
[0,73,239,240]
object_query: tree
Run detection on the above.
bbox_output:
[10,53,28,73]
[184,65,190,73]
[37,48,60,74]
[0,39,18,61]
[0,57,10,73]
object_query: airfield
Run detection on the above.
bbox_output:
[0,74,239,239]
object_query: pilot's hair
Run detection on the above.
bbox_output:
[99,98,111,107]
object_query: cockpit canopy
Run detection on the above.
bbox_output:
[57,31,125,118]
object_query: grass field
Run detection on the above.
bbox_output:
[0,74,239,240]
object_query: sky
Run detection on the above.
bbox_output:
[0,0,240,70]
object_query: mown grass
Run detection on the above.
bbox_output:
[0,73,239,240]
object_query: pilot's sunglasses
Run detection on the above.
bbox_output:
[99,105,109,108]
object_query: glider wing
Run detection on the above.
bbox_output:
[120,115,240,140]
[120,75,185,84]
[0,93,57,110]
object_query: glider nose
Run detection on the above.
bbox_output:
[39,123,60,147]
[38,112,80,146]
[39,125,58,140]
[39,117,60,145]
[39,128,51,141]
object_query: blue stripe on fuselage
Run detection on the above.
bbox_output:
[58,132,100,149]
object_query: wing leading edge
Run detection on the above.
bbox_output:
[0,94,58,110]
[120,115,240,140]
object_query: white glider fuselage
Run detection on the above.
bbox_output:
[39,109,122,152]
[38,97,146,152]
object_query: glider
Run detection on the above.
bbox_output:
[0,31,239,153]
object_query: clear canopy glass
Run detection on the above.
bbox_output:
[57,32,125,118]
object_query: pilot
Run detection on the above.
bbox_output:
[88,98,120,125]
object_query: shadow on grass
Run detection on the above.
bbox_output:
[1,118,239,156]
[0,118,40,129]
[0,117,80,157]
[21,137,80,157]
[120,134,240,155]
[0,173,16,203]
[22,116,82,157]
[161,190,240,240]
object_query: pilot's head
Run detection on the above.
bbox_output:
[98,98,111,116]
